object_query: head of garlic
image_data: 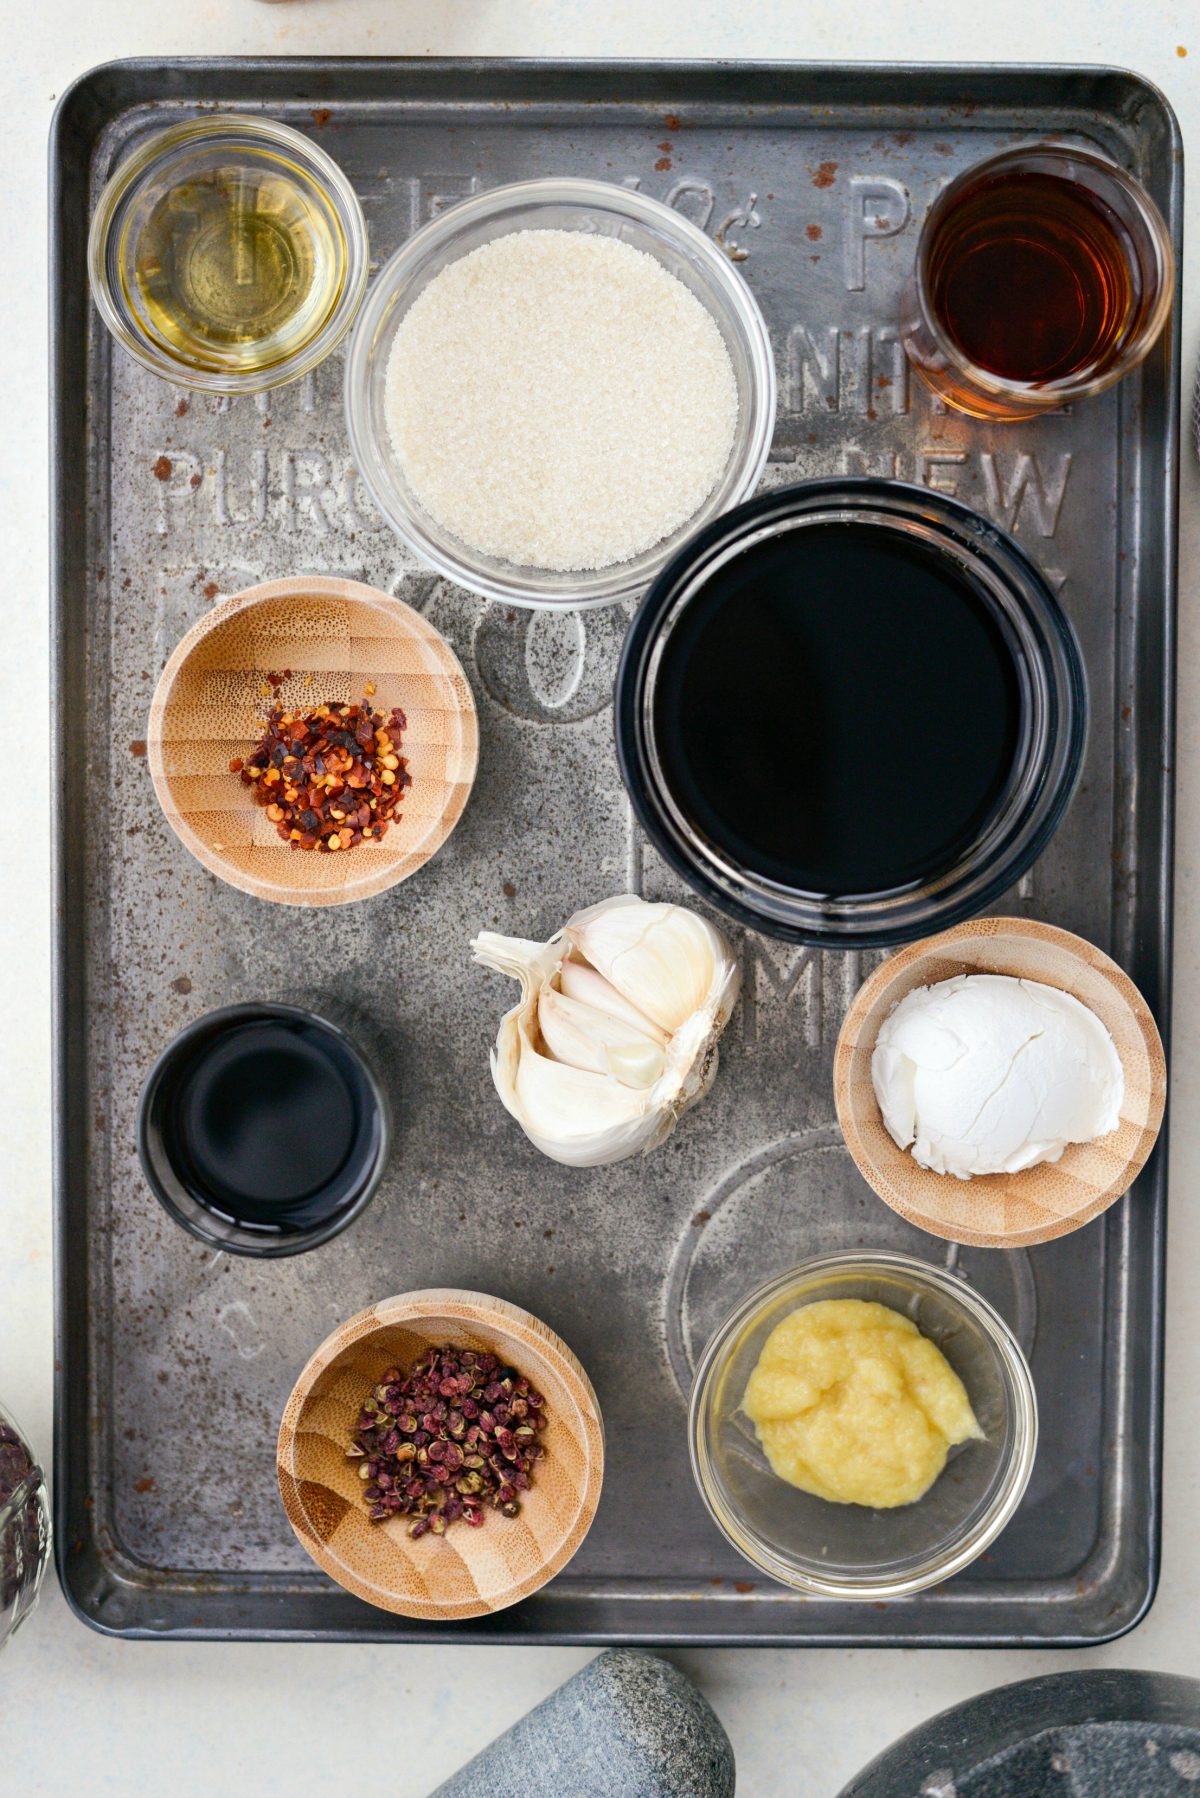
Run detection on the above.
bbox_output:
[470,894,741,1168]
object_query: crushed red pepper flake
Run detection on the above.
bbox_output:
[236,694,411,852]
[349,1346,548,1536]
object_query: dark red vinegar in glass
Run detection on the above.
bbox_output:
[927,168,1138,385]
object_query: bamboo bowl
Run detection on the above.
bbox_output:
[834,918,1166,1249]
[147,576,478,906]
[277,1290,605,1620]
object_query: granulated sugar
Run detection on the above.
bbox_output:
[384,229,739,572]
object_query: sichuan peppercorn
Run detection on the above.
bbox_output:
[348,1347,548,1535]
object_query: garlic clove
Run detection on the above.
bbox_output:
[510,1039,669,1167]
[471,896,740,1170]
[473,929,666,1167]
[606,1040,667,1090]
[538,988,666,1090]
[557,957,669,1045]
[565,895,729,1035]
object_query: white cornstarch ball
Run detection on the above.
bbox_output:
[384,228,740,572]
[871,973,1125,1180]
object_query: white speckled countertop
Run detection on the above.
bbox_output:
[3,4,1198,1792]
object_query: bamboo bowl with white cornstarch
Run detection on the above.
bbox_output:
[834,918,1167,1249]
[277,1292,604,1620]
[146,576,478,906]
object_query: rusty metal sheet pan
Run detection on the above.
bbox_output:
[51,58,1180,1642]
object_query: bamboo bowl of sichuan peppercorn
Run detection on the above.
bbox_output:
[277,1290,605,1620]
[146,575,478,906]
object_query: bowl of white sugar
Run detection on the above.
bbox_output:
[344,178,776,609]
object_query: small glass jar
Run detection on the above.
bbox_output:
[902,144,1174,421]
[136,1001,391,1258]
[689,1252,1037,1600]
[0,1399,51,1647]
[88,115,368,393]
[615,477,1087,948]
[344,177,776,610]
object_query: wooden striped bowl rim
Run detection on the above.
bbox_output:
[147,576,478,907]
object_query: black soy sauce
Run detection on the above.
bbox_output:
[164,1016,375,1234]
[652,520,1024,897]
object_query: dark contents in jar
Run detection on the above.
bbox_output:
[651,519,1023,897]
[164,1013,381,1234]
[0,1419,45,1615]
[235,691,410,851]
[349,1346,547,1537]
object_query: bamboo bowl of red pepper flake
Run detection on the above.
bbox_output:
[276,1290,605,1620]
[146,575,478,906]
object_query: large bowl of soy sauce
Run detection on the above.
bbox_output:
[615,479,1086,948]
[137,1002,391,1257]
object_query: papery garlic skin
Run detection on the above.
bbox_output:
[471,894,740,1168]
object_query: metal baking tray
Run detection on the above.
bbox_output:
[51,58,1180,1643]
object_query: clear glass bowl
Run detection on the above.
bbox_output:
[344,177,776,610]
[615,477,1087,947]
[0,1399,51,1647]
[88,115,369,394]
[689,1252,1037,1600]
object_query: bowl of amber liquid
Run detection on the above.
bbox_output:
[88,114,368,392]
[689,1252,1037,1599]
[903,143,1174,420]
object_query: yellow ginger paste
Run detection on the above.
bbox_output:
[743,1298,983,1508]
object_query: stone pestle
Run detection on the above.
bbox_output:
[430,1647,736,1798]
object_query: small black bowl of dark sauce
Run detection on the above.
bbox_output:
[616,479,1086,948]
[137,1002,391,1257]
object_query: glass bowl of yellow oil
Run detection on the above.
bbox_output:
[689,1251,1037,1599]
[88,115,368,393]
